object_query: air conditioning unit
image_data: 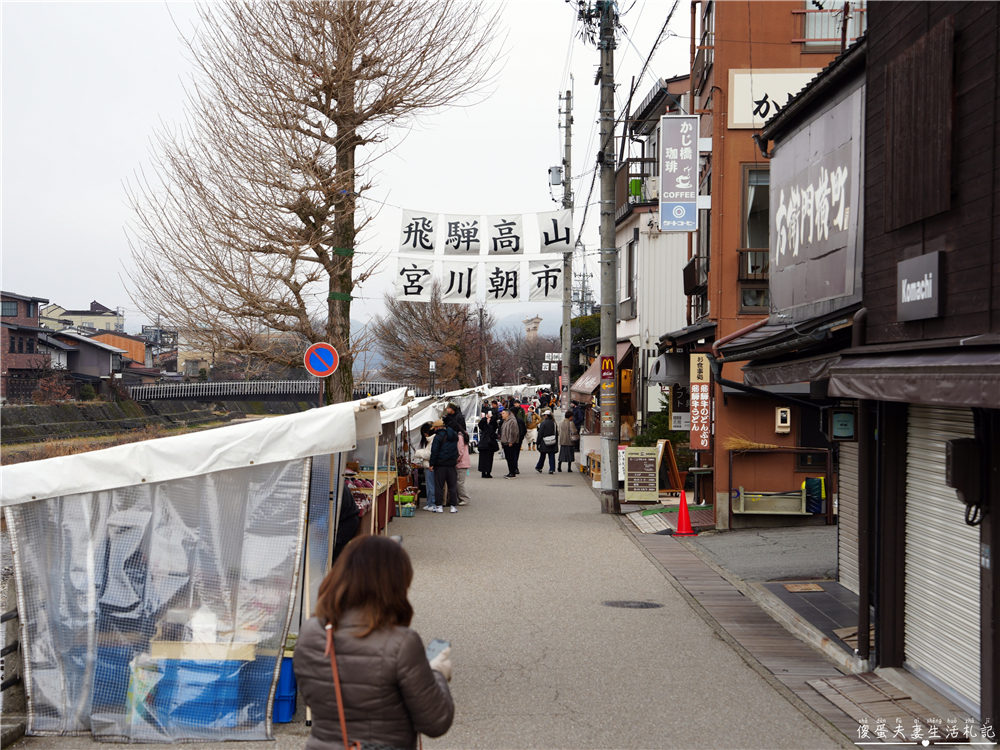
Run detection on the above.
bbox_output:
[645,178,659,200]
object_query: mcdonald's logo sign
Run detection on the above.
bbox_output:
[600,357,615,380]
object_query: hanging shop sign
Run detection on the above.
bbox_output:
[659,115,699,232]
[896,251,942,322]
[690,353,711,451]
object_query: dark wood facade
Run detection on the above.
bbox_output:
[864,3,1000,344]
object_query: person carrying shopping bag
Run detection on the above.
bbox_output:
[534,411,558,474]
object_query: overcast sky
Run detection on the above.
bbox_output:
[1,1,689,337]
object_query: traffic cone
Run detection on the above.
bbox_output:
[673,489,698,537]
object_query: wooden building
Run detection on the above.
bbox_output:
[737,2,1000,722]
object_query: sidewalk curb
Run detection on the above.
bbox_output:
[612,513,856,750]
[671,536,870,675]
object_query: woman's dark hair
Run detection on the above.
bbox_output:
[419,421,433,448]
[315,536,414,637]
[565,410,574,419]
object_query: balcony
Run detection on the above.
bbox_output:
[615,157,658,223]
[792,3,866,49]
[683,255,709,296]
[737,250,769,282]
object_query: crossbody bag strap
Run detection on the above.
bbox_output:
[325,624,354,750]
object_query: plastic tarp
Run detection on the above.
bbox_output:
[0,399,387,742]
[5,459,310,742]
[1,400,380,507]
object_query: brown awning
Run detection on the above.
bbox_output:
[571,342,631,398]
[828,349,1000,407]
[742,353,842,387]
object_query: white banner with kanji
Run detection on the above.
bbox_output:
[441,214,482,255]
[486,215,524,255]
[440,261,479,304]
[396,257,435,301]
[536,209,573,251]
[528,260,563,301]
[483,261,521,302]
[399,209,438,253]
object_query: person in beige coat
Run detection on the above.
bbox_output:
[294,536,453,750]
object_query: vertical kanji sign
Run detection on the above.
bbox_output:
[659,115,699,232]
[689,353,711,451]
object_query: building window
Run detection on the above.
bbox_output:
[743,167,769,249]
[8,336,15,353]
[739,284,770,313]
[740,167,770,313]
[25,337,35,354]
[17,337,24,354]
[797,407,831,470]
[799,1,866,50]
[1,301,18,317]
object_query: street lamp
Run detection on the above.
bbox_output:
[428,360,436,394]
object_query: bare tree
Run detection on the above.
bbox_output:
[373,284,496,391]
[127,1,502,402]
[492,328,561,386]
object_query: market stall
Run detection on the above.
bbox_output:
[0,400,382,742]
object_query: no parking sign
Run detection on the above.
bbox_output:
[303,342,339,377]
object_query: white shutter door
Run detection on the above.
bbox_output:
[838,442,860,595]
[905,405,979,709]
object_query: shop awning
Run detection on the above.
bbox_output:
[571,342,631,397]
[742,353,842,387]
[657,320,716,350]
[828,349,1000,408]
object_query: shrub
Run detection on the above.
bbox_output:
[79,384,97,401]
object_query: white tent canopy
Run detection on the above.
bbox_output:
[1,399,383,508]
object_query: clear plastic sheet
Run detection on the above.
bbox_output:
[5,459,309,742]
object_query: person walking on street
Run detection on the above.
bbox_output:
[513,402,527,473]
[452,419,472,506]
[429,419,460,513]
[571,400,584,431]
[294,536,454,750]
[500,409,520,479]
[477,410,498,478]
[558,409,580,473]
[525,406,541,451]
[534,411,558,474]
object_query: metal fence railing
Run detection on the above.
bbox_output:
[128,380,322,401]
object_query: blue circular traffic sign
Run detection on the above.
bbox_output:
[304,342,339,377]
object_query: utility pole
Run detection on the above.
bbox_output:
[560,85,573,411]
[597,1,620,513]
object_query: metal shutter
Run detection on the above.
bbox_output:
[905,405,979,710]
[837,442,860,595]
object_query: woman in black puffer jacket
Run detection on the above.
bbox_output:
[294,536,453,750]
[534,411,558,474]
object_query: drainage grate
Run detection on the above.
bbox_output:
[602,600,663,609]
[548,484,573,487]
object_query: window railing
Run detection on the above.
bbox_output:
[737,250,769,282]
[792,4,866,48]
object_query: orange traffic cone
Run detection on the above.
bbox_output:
[673,489,698,537]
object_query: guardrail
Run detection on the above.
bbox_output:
[128,380,442,401]
[129,381,322,400]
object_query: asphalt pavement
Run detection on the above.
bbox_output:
[5,451,848,750]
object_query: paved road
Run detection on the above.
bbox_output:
[397,457,841,749]
[6,454,843,750]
